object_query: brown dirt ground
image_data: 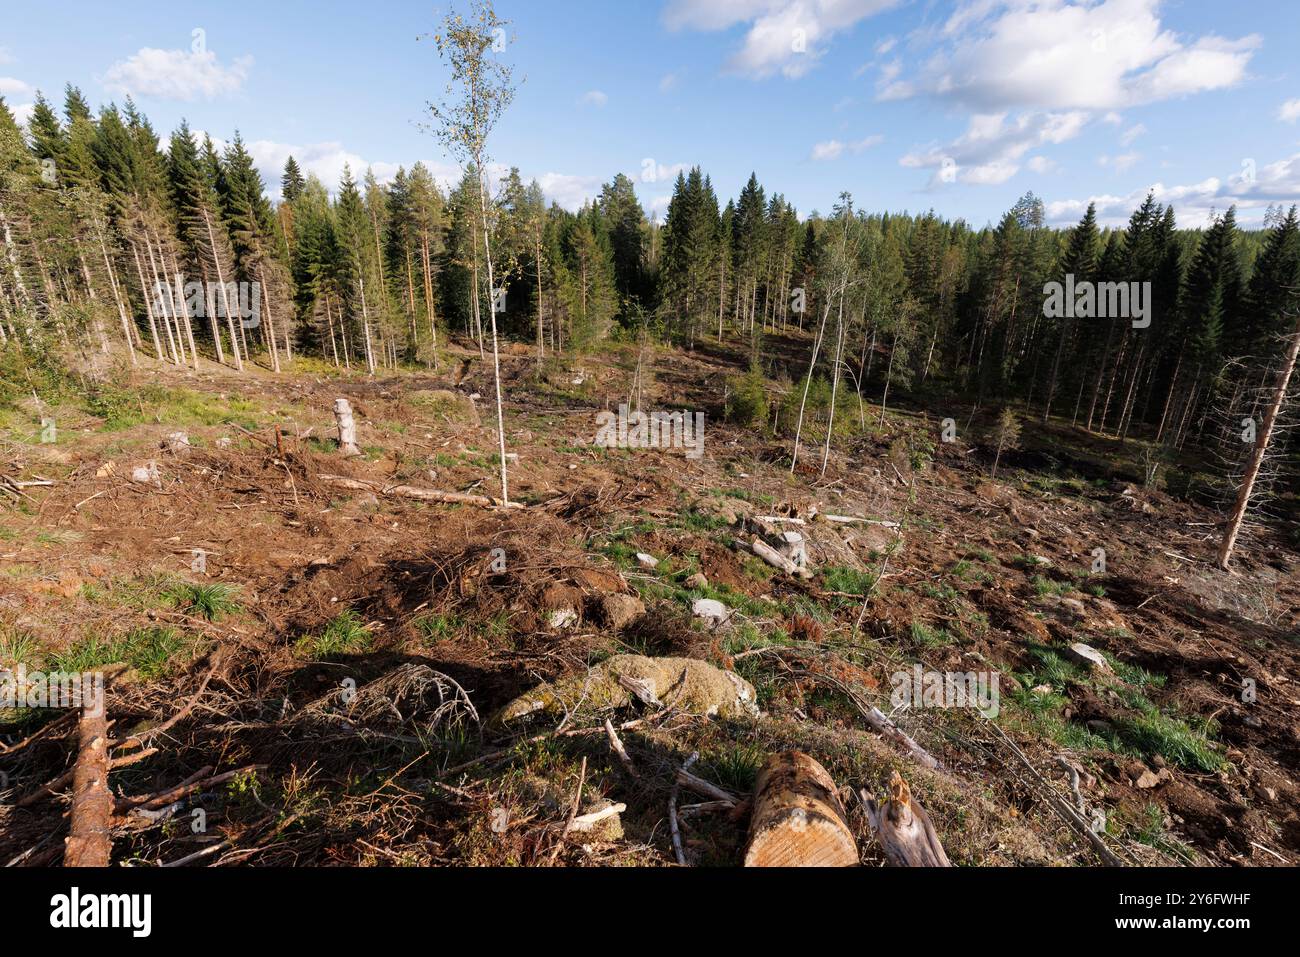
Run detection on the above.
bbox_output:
[1,332,1296,867]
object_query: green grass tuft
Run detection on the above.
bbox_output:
[296,610,372,660]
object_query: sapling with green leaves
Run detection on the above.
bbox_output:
[423,0,517,504]
[991,408,1021,478]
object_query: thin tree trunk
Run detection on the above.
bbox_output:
[1218,315,1300,568]
[477,163,511,504]
[201,209,241,370]
[132,242,164,361]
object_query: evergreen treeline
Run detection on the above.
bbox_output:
[2,87,1298,477]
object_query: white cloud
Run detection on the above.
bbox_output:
[659,71,685,92]
[646,194,675,222]
[1046,153,1300,229]
[0,76,33,126]
[883,0,1258,111]
[104,47,252,101]
[1279,99,1300,124]
[0,76,33,99]
[664,0,900,79]
[811,135,883,160]
[1099,152,1141,172]
[901,109,1088,186]
[536,172,604,211]
[1027,155,1058,174]
[1120,123,1146,146]
[875,36,897,55]
[812,140,846,161]
[580,90,609,107]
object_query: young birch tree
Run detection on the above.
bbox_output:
[425,1,517,504]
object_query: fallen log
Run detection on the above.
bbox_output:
[747,538,814,580]
[744,751,858,867]
[63,706,113,867]
[318,475,524,510]
[861,772,951,867]
[823,515,900,528]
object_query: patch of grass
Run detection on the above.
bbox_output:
[296,610,372,660]
[81,573,179,612]
[50,626,189,680]
[919,581,961,603]
[0,626,42,668]
[1114,710,1224,773]
[1031,575,1075,598]
[821,566,878,597]
[85,383,265,431]
[909,621,955,649]
[1022,643,1089,689]
[964,547,994,563]
[1105,654,1167,690]
[1124,803,1198,863]
[415,612,463,643]
[1012,645,1221,771]
[34,529,81,547]
[164,582,241,621]
[700,742,765,793]
[678,508,731,533]
[1011,554,1051,571]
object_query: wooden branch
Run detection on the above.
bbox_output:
[862,772,951,867]
[744,751,858,867]
[861,704,942,770]
[119,655,220,750]
[318,474,524,510]
[548,756,586,865]
[823,515,900,528]
[748,538,814,580]
[115,764,265,813]
[63,707,113,867]
[669,752,698,866]
[605,718,637,777]
[676,768,738,806]
[985,719,1124,867]
[568,802,626,833]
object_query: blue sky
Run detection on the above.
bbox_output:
[4,0,1300,229]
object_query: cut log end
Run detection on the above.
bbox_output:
[744,751,858,867]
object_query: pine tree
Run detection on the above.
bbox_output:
[281,156,306,203]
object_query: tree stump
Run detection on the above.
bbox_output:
[744,751,858,867]
[862,771,951,867]
[334,398,360,456]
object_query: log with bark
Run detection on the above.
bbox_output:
[63,705,113,867]
[861,771,951,867]
[742,538,814,580]
[318,474,525,510]
[744,751,858,867]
